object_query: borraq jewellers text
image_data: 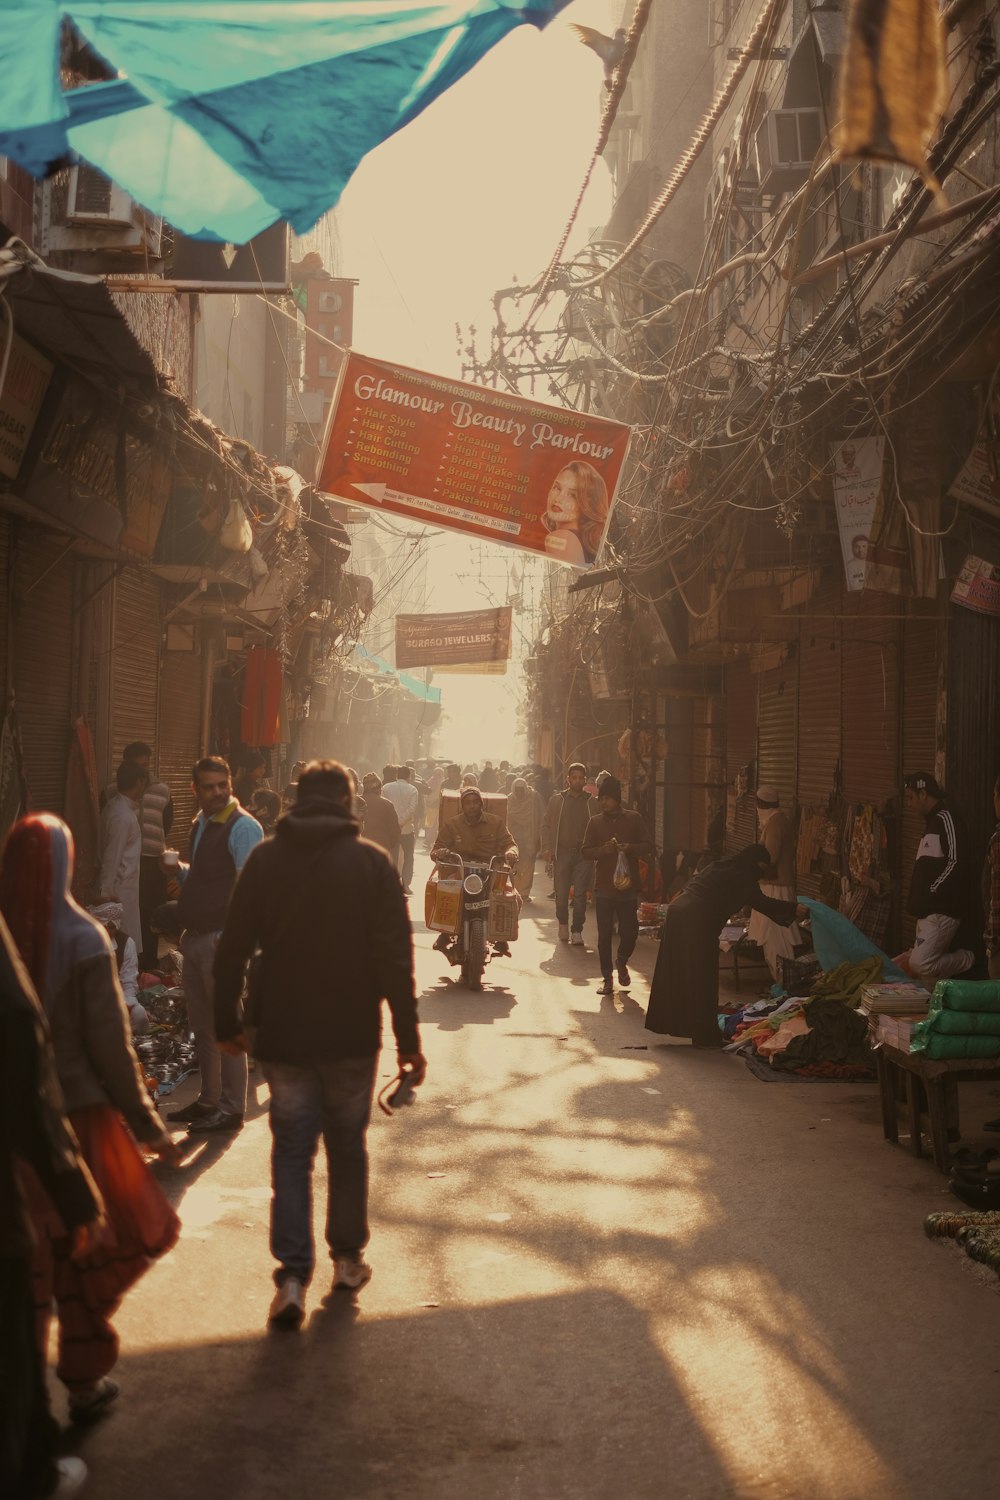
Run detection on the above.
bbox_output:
[353,376,616,461]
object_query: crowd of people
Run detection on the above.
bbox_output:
[5,739,999,1498]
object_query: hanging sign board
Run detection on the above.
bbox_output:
[951,554,1000,617]
[318,352,631,567]
[395,607,512,669]
[830,436,885,592]
[0,334,52,480]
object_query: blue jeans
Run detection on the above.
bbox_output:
[263,1055,378,1287]
[554,853,593,931]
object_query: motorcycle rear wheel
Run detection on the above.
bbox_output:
[462,922,486,991]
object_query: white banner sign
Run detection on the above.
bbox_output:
[830,437,885,592]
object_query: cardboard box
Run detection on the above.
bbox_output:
[426,877,462,934]
[489,887,520,941]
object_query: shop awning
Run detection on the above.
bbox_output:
[353,642,441,704]
[0,0,572,243]
[0,247,161,391]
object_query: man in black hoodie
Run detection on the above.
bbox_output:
[901,771,975,980]
[213,760,425,1329]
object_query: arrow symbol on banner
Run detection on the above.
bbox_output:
[350,481,522,538]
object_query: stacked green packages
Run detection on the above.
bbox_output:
[930,980,1000,1012]
[911,981,1000,1059]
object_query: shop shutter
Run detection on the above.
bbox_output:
[111,567,161,765]
[0,515,11,707]
[900,614,941,946]
[158,648,201,853]
[795,579,842,810]
[724,662,757,854]
[841,594,900,806]
[14,531,75,813]
[756,665,797,812]
[946,602,1000,887]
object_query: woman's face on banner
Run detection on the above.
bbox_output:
[546,467,581,529]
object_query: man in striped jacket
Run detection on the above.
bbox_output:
[902,771,975,981]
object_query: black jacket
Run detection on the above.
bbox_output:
[213,798,418,1064]
[907,801,970,920]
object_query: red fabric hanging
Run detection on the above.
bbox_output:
[240,647,283,747]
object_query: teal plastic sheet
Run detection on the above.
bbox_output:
[799,897,908,982]
[0,1,571,241]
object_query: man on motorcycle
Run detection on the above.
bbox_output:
[432,786,519,866]
[430,788,519,956]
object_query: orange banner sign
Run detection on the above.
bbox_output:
[395,607,512,669]
[318,352,631,567]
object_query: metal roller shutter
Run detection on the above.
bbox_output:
[900,615,941,946]
[158,648,201,854]
[841,595,900,806]
[111,567,161,765]
[756,665,797,812]
[796,580,842,810]
[725,662,757,854]
[946,603,1000,891]
[0,515,11,708]
[14,532,75,814]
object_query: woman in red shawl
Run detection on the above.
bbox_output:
[0,814,179,1425]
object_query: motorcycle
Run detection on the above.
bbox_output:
[433,851,514,991]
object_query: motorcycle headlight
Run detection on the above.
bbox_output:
[463,873,484,895]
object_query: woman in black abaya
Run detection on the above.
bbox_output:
[645,844,803,1048]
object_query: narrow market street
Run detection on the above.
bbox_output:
[67,852,1000,1500]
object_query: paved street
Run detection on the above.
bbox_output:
[65,852,1000,1500]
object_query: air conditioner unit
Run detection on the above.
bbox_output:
[318,289,344,314]
[40,165,163,257]
[67,163,135,225]
[755,108,823,195]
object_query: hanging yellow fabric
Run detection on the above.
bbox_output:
[835,0,948,198]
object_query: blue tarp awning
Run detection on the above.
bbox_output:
[353,642,441,704]
[0,1,571,242]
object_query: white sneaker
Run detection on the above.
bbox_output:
[268,1277,305,1328]
[333,1254,373,1291]
[53,1458,88,1499]
[570,931,585,946]
[558,923,570,942]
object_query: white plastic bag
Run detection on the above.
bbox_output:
[613,848,632,891]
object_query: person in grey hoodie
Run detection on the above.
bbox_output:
[541,763,598,944]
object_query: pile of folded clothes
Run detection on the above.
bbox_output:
[726,958,881,1079]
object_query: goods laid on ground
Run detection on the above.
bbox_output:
[725,957,883,1081]
[134,959,196,1095]
[925,1209,1000,1278]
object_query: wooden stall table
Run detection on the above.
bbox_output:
[876,1044,1000,1173]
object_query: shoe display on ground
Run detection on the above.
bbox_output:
[68,1376,120,1424]
[617,965,631,988]
[268,1277,305,1329]
[186,1110,244,1133]
[52,1457,88,1499]
[333,1254,373,1291]
[598,977,614,996]
[570,931,584,946]
[166,1099,214,1123]
[558,923,569,942]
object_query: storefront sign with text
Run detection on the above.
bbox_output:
[319,352,631,566]
[395,607,512,669]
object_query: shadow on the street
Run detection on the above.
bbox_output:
[417,978,516,1030]
[66,1289,735,1500]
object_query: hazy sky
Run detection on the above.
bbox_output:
[335,0,618,761]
